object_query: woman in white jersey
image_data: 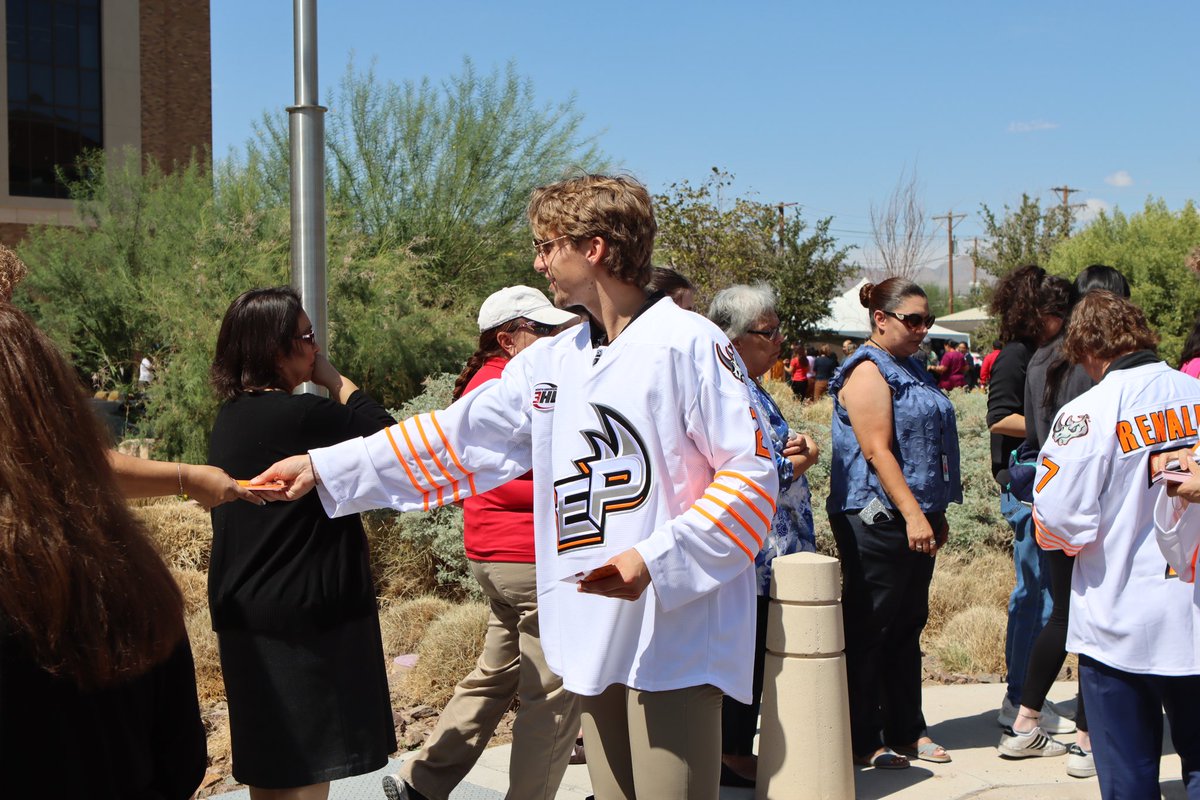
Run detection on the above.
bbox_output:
[1032,290,1200,800]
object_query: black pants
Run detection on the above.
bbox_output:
[832,510,939,757]
[721,594,771,755]
[1018,547,1088,731]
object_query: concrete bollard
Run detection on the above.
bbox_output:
[757,552,854,800]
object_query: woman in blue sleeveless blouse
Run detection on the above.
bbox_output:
[828,278,962,769]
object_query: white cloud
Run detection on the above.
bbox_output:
[1007,120,1060,133]
[1105,170,1134,187]
[1076,198,1111,226]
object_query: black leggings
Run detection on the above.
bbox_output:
[1018,548,1088,732]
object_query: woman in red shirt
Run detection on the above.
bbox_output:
[789,342,809,399]
[385,286,581,800]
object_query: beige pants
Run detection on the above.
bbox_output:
[581,683,723,800]
[401,561,579,800]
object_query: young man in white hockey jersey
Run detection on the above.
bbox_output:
[255,174,778,800]
[1031,291,1200,800]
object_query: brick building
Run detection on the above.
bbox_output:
[0,0,211,246]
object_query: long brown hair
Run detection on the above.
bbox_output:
[0,303,184,689]
[452,318,523,400]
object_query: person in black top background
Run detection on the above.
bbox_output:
[985,266,1075,738]
[0,303,206,800]
[207,287,397,798]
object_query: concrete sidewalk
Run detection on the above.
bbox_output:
[217,681,1187,799]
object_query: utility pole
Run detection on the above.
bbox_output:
[933,210,966,313]
[776,202,798,253]
[1050,185,1085,238]
[971,237,979,289]
[289,0,328,396]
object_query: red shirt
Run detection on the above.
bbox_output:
[461,357,536,562]
[789,356,808,382]
[979,348,1001,386]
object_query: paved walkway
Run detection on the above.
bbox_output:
[217,681,1187,799]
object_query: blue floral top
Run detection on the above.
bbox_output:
[750,380,816,595]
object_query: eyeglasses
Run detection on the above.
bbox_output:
[294,330,317,345]
[517,319,558,337]
[533,234,572,260]
[882,310,936,331]
[747,326,783,340]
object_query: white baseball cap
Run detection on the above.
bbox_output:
[477,285,578,332]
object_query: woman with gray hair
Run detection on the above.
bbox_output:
[707,283,819,787]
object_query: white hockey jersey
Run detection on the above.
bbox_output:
[1033,360,1200,675]
[311,298,778,702]
[1153,488,1200,585]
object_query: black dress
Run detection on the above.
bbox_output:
[208,389,397,788]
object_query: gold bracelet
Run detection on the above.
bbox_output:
[176,462,188,500]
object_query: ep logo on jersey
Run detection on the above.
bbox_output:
[554,404,651,552]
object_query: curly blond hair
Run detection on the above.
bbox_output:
[0,245,29,302]
[527,174,656,287]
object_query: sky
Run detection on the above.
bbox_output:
[210,1,1200,268]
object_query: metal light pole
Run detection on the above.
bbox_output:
[289,0,328,396]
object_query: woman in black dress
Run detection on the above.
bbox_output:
[208,287,397,798]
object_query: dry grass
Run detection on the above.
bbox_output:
[172,567,209,615]
[134,498,213,571]
[928,605,1008,675]
[380,595,454,657]
[185,606,225,705]
[364,514,441,600]
[399,602,489,708]
[927,549,1012,637]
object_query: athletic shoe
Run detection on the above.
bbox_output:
[996,696,1076,734]
[1066,743,1096,778]
[998,726,1068,758]
[382,776,430,800]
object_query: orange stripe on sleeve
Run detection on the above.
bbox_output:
[700,492,763,548]
[714,470,777,512]
[415,415,461,502]
[400,420,439,490]
[385,427,430,512]
[692,505,755,561]
[1032,511,1082,555]
[431,411,477,497]
[709,482,771,530]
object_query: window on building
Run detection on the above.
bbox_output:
[7,0,103,198]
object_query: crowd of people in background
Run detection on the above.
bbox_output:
[2,170,1200,800]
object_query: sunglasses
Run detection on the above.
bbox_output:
[517,319,558,336]
[882,309,936,331]
[747,326,782,340]
[532,234,572,260]
[294,330,317,345]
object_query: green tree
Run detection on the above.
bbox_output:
[654,168,855,340]
[976,193,1073,277]
[244,58,606,296]
[1047,199,1200,363]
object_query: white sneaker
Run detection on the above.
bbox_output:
[998,726,1068,758]
[996,696,1076,734]
[1066,743,1096,778]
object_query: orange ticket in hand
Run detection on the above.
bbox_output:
[236,479,286,491]
[561,563,620,584]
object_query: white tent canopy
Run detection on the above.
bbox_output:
[813,279,971,344]
[936,305,990,334]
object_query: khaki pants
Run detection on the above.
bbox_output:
[401,561,579,800]
[581,683,722,800]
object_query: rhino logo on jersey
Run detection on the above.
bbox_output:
[1051,413,1090,446]
[554,404,651,553]
[715,342,746,382]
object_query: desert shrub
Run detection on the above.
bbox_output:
[926,550,1011,636]
[400,602,489,708]
[365,505,479,601]
[379,595,454,657]
[928,605,1007,675]
[134,498,213,571]
[172,567,209,616]
[185,606,225,705]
